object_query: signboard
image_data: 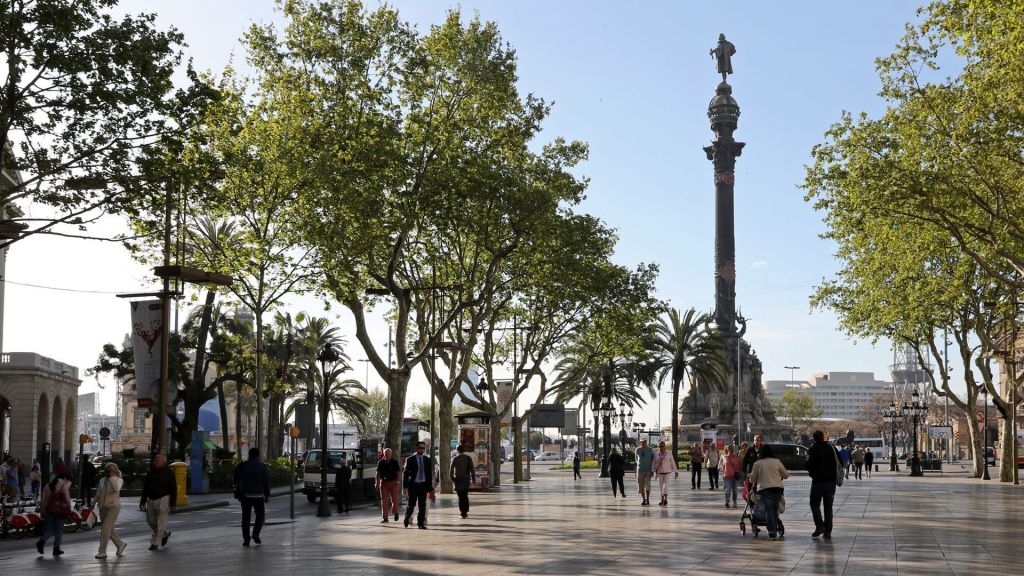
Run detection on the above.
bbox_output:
[294,402,314,434]
[529,403,566,428]
[129,300,163,408]
[563,408,578,436]
[928,426,953,439]
[976,410,985,423]
[494,379,514,425]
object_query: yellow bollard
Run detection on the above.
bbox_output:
[169,461,188,507]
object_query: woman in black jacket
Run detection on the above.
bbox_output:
[608,448,626,497]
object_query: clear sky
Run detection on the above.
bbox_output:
[4,1,950,430]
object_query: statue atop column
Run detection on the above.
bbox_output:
[709,33,736,83]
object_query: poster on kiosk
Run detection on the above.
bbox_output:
[456,411,492,489]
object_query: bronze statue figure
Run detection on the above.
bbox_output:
[710,33,735,82]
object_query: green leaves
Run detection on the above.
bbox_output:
[0,0,193,247]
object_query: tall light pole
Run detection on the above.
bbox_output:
[883,402,902,472]
[316,344,339,517]
[784,366,800,389]
[906,389,925,477]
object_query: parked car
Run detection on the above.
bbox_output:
[766,443,808,472]
[534,451,562,461]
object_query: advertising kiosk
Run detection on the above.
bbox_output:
[456,411,493,489]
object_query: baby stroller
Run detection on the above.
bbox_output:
[739,478,784,537]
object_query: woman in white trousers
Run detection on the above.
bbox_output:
[93,463,127,559]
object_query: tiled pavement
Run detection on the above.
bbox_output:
[1,464,1020,575]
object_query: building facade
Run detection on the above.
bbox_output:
[764,371,893,421]
[0,352,81,468]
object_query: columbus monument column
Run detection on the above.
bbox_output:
[681,35,782,442]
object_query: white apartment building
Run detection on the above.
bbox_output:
[764,371,892,420]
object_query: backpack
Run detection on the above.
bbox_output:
[832,447,844,487]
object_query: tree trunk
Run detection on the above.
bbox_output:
[671,378,681,465]
[255,311,266,459]
[266,392,282,459]
[437,398,454,494]
[512,416,523,483]
[385,371,410,456]
[217,382,230,455]
[235,385,243,457]
[998,415,1014,482]
[489,416,502,486]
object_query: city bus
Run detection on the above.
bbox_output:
[853,437,889,466]
[357,418,432,468]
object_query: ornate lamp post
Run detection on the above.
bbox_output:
[598,393,613,478]
[883,402,902,472]
[315,344,340,517]
[906,389,925,477]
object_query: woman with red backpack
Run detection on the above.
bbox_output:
[35,465,72,557]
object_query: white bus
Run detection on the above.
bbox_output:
[854,437,889,467]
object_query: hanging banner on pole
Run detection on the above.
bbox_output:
[494,379,514,424]
[130,300,163,408]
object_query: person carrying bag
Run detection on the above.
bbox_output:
[92,463,127,559]
[35,465,71,557]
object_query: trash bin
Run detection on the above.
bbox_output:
[169,461,188,507]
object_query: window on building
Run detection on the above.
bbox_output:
[132,408,148,434]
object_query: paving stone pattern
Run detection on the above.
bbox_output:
[1,466,1020,575]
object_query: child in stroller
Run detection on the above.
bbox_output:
[739,477,784,537]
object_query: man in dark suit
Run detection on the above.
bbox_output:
[402,442,433,529]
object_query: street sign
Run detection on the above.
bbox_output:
[99,427,111,440]
[529,404,566,428]
[79,434,91,445]
[289,426,301,438]
[976,410,985,423]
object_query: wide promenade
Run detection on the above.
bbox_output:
[1,464,1020,575]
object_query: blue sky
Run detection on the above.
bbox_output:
[5,1,948,428]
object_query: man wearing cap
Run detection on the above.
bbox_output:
[139,454,177,550]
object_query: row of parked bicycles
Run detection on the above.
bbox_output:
[0,495,98,538]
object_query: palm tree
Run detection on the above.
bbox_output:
[285,368,368,435]
[647,308,730,464]
[550,342,646,474]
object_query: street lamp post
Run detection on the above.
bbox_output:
[315,344,340,517]
[784,365,800,388]
[906,390,925,477]
[598,393,613,478]
[883,402,902,472]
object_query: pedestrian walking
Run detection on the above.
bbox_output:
[4,457,20,499]
[838,445,851,479]
[92,463,126,559]
[80,455,97,503]
[608,448,626,497]
[450,444,476,519]
[704,442,721,490]
[30,461,41,500]
[688,443,704,489]
[748,444,789,541]
[402,441,433,529]
[807,430,838,539]
[635,439,655,505]
[653,441,678,505]
[721,444,742,508]
[572,453,582,480]
[35,464,71,557]
[233,448,271,547]
[139,454,177,550]
[375,448,401,523]
[742,435,763,474]
[864,448,874,478]
[335,457,352,514]
[852,445,865,480]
